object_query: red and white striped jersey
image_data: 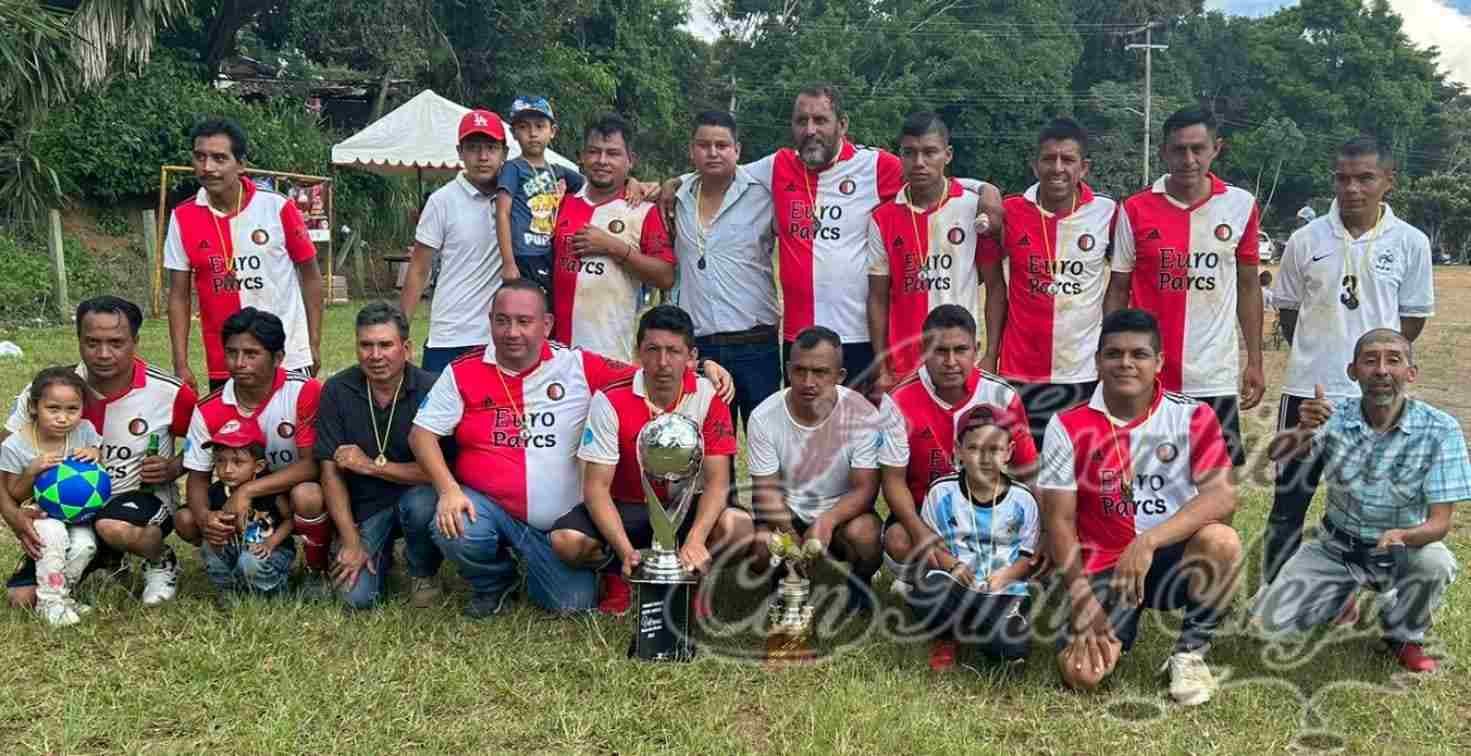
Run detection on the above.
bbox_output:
[888,366,1038,509]
[983,182,1117,384]
[163,178,317,380]
[184,368,322,474]
[866,179,984,378]
[1113,175,1261,396]
[6,359,196,508]
[1037,384,1230,574]
[551,189,675,363]
[746,142,904,343]
[413,342,637,529]
[577,370,738,503]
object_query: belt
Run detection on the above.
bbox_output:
[1320,518,1408,577]
[699,324,778,346]
[1319,518,1378,552]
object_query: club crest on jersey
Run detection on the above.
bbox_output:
[1375,251,1395,274]
[277,421,296,439]
[547,382,566,401]
[1214,223,1233,242]
[947,227,966,245]
[608,219,626,234]
[1156,442,1178,464]
[1078,234,1096,252]
[250,229,269,245]
[838,178,857,196]
[128,418,149,436]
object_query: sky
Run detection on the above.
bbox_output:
[684,1,1471,85]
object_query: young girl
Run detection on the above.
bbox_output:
[0,367,103,626]
[909,403,1040,671]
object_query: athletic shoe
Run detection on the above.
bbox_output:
[66,598,93,616]
[409,576,442,608]
[1390,641,1438,673]
[464,589,511,619]
[889,579,912,598]
[693,587,713,621]
[843,574,874,617]
[297,570,334,602]
[598,573,632,616]
[1334,594,1360,626]
[929,639,958,672]
[141,547,179,606]
[39,599,80,627]
[1163,651,1217,706]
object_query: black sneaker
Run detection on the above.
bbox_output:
[465,589,512,619]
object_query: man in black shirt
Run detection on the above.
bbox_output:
[314,303,441,609]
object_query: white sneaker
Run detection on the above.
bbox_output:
[39,599,81,627]
[1163,651,1217,706]
[141,548,179,606]
[889,579,912,597]
[65,598,94,616]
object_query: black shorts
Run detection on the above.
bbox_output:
[1057,541,1197,653]
[552,501,695,551]
[1014,380,1098,453]
[1198,395,1246,467]
[95,490,174,537]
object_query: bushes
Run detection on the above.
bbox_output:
[0,232,139,322]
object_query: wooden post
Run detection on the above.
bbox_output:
[47,209,70,319]
[141,209,159,316]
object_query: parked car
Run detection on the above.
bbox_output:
[1258,230,1280,262]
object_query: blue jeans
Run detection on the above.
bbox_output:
[203,539,296,595]
[422,345,476,374]
[399,484,596,612]
[333,505,401,610]
[695,337,780,431]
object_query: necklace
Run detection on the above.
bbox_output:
[1036,189,1080,271]
[799,151,840,234]
[903,181,953,267]
[1105,394,1157,503]
[28,424,72,458]
[366,373,405,467]
[493,363,529,439]
[643,373,687,417]
[964,473,1004,587]
[694,179,710,271]
[210,182,244,273]
[1339,204,1386,311]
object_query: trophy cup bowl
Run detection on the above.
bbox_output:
[628,412,704,662]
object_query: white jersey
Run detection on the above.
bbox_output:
[414,173,504,349]
[746,386,882,522]
[1273,202,1433,399]
[184,370,322,474]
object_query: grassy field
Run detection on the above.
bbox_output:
[1,276,1470,755]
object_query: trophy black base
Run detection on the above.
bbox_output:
[627,578,697,663]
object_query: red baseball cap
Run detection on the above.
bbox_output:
[458,109,506,143]
[956,403,1015,438]
[205,418,266,450]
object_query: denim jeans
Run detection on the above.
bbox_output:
[203,538,296,595]
[399,484,596,612]
[694,337,780,431]
[333,505,401,610]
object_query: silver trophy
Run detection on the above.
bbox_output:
[629,412,703,661]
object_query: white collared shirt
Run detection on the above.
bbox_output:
[414,172,504,348]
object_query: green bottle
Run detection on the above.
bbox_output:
[144,433,161,492]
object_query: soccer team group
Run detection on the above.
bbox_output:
[2,85,1464,705]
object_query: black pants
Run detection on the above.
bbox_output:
[1057,541,1225,654]
[907,574,1030,660]
[1264,394,1326,584]
[514,254,555,301]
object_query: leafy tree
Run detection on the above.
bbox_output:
[1397,172,1471,260]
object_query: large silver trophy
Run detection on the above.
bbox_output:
[628,412,703,662]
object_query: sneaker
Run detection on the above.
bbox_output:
[464,589,511,619]
[693,587,713,622]
[65,597,94,616]
[843,574,874,617]
[1390,640,1438,673]
[1334,594,1361,626]
[297,571,334,602]
[929,639,958,672]
[1163,650,1217,706]
[39,599,80,627]
[409,576,442,608]
[141,547,179,606]
[889,579,912,598]
[598,573,632,616]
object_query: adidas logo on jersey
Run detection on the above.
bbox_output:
[1017,235,1031,247]
[1144,229,1163,241]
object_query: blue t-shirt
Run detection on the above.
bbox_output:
[497,158,585,258]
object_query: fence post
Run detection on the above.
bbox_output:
[48,209,70,319]
[141,209,159,316]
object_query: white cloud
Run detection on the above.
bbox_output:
[1387,0,1471,85]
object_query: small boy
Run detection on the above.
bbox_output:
[200,420,294,602]
[496,96,584,299]
[909,404,1040,671]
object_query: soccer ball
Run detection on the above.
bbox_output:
[33,459,112,523]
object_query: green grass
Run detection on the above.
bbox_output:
[0,303,1468,754]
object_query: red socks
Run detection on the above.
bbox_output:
[293,513,334,572]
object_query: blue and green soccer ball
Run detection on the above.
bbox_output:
[33,459,111,523]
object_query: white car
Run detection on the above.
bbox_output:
[1259,230,1280,262]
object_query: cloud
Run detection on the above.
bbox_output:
[1387,0,1471,85]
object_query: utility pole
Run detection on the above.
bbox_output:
[1126,21,1169,187]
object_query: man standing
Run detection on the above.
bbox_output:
[166,117,323,393]
[3,297,196,608]
[1263,137,1434,583]
[1104,108,1265,466]
[404,280,731,617]
[981,118,1118,451]
[552,114,675,363]
[879,305,1038,592]
[1042,309,1240,706]
[401,110,509,373]
[747,327,884,613]
[183,308,328,585]
[866,112,992,389]
[550,305,752,614]
[669,110,781,432]
[1253,330,1462,673]
[314,302,439,609]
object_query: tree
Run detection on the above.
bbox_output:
[1397,173,1471,260]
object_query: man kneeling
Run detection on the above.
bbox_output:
[1040,309,1240,705]
[550,305,752,616]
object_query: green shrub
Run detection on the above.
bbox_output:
[0,232,138,322]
